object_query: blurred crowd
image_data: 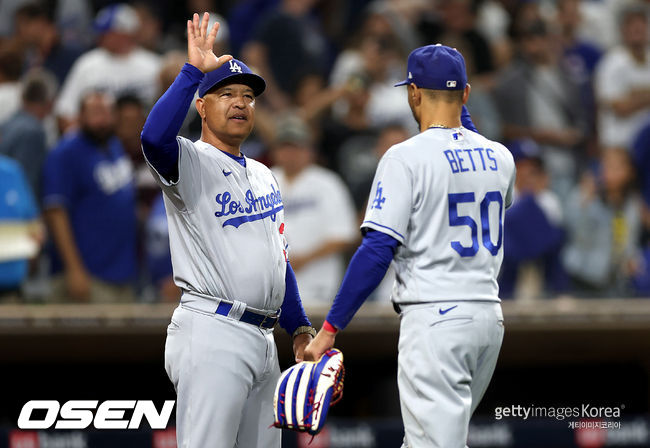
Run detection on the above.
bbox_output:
[1,0,650,303]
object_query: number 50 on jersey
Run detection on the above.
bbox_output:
[448,191,503,258]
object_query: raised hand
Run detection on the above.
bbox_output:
[187,12,232,73]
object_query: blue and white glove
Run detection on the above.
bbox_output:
[273,348,345,436]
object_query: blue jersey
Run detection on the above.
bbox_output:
[42,132,136,283]
[0,155,38,287]
[146,193,173,286]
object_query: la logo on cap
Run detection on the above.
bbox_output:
[408,71,413,79]
[446,80,457,88]
[229,60,243,73]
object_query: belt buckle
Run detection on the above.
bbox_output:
[259,312,278,329]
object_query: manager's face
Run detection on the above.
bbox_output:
[198,83,256,143]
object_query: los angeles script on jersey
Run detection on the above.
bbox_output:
[214,184,284,228]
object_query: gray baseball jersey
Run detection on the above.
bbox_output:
[147,137,288,311]
[361,127,515,304]
[361,126,514,448]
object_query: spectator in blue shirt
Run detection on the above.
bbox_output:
[0,155,43,302]
[145,193,179,302]
[42,90,137,302]
[499,139,567,299]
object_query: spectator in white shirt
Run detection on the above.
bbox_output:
[595,4,650,149]
[271,115,358,303]
[54,3,161,132]
[0,43,23,125]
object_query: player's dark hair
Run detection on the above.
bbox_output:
[422,89,464,104]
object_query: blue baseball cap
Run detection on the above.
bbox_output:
[94,4,139,35]
[394,44,467,91]
[198,58,266,97]
[507,138,541,162]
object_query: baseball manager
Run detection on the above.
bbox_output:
[141,13,315,448]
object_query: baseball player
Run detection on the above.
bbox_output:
[304,45,516,448]
[140,13,316,447]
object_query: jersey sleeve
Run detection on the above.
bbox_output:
[325,230,398,330]
[6,161,38,219]
[141,63,204,181]
[17,168,38,220]
[145,137,203,212]
[360,155,411,244]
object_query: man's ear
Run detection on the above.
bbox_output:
[195,97,206,120]
[462,83,471,105]
[408,83,421,106]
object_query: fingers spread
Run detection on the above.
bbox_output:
[215,54,233,67]
[200,11,209,37]
[187,19,193,40]
[193,13,200,38]
[206,21,219,47]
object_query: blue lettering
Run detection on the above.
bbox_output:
[271,185,282,205]
[215,192,231,217]
[463,149,477,171]
[486,148,498,171]
[455,149,469,172]
[215,185,285,227]
[474,148,487,170]
[229,200,240,215]
[444,150,460,173]
[245,190,255,213]
[215,191,248,217]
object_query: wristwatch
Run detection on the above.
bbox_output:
[292,325,317,339]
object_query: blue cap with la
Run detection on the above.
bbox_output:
[198,58,266,97]
[394,44,467,91]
